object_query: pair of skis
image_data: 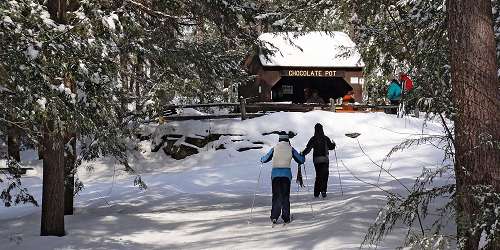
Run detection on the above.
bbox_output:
[271,215,294,228]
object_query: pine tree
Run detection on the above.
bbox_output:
[1,0,272,236]
[448,0,500,248]
[0,0,134,235]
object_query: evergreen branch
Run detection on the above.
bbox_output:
[385,135,447,160]
[340,160,403,200]
[383,1,410,55]
[356,138,412,193]
[372,124,443,137]
[0,117,29,130]
[0,160,39,207]
[124,0,192,21]
[439,113,455,147]
[0,117,42,143]
[354,139,430,237]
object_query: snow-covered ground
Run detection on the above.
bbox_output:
[0,111,453,249]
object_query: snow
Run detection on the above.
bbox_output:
[0,111,453,249]
[0,85,13,93]
[177,108,208,116]
[24,45,39,60]
[40,10,58,29]
[76,82,88,104]
[78,62,89,75]
[36,97,46,110]
[2,16,13,25]
[258,31,365,68]
[103,13,119,31]
[254,13,280,20]
[272,19,286,26]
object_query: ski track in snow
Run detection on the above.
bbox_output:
[0,111,454,249]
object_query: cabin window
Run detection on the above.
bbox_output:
[351,77,359,84]
[282,85,294,95]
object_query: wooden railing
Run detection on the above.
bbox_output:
[163,99,399,121]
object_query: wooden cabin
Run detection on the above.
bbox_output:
[241,31,365,103]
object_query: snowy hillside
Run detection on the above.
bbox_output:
[0,111,452,249]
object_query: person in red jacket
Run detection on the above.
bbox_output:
[399,73,417,116]
[399,73,414,92]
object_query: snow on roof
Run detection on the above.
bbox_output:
[258,31,364,68]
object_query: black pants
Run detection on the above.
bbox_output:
[314,163,329,197]
[271,177,291,222]
[387,100,400,114]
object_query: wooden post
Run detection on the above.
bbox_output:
[240,97,247,120]
[329,98,336,112]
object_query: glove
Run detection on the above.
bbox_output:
[296,166,304,188]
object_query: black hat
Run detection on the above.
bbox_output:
[278,131,289,141]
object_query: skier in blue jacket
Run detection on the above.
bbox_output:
[387,79,402,114]
[260,131,305,224]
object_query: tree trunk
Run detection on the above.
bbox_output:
[448,0,500,249]
[46,0,67,24]
[119,53,128,109]
[64,134,76,215]
[129,55,135,94]
[7,125,20,162]
[40,123,65,236]
[39,0,69,237]
[38,141,44,160]
[135,55,143,111]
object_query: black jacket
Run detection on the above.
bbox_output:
[302,135,335,157]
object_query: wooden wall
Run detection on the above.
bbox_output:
[241,67,364,102]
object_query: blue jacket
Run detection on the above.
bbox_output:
[387,81,402,101]
[260,145,305,181]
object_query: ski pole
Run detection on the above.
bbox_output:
[333,149,344,196]
[249,163,263,224]
[302,163,315,218]
[294,165,301,217]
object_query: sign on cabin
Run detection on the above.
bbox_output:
[281,70,346,78]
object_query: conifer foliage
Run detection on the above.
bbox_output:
[0,0,265,236]
[1,0,499,246]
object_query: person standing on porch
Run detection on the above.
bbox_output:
[305,89,325,104]
[387,79,402,115]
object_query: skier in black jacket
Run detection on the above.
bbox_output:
[301,123,336,198]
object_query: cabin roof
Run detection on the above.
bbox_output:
[258,31,364,68]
